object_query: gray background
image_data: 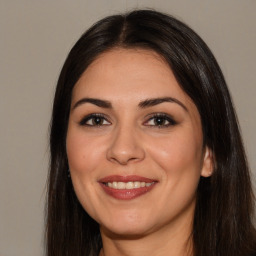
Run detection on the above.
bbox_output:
[1,1,255,255]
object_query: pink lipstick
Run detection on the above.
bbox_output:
[98,175,157,200]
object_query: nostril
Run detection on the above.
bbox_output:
[107,150,145,165]
[106,130,145,164]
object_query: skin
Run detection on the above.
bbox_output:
[66,48,213,256]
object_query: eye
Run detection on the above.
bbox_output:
[79,114,111,126]
[144,113,176,128]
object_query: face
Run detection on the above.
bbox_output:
[66,48,212,238]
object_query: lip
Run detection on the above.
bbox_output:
[98,175,157,200]
[98,175,156,183]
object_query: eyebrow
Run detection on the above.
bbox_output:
[72,96,187,111]
[72,98,112,110]
[139,97,188,111]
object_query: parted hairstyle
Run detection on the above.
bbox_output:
[46,9,256,256]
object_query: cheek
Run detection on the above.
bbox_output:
[66,128,104,175]
[66,128,105,218]
[148,129,203,180]
[147,131,203,216]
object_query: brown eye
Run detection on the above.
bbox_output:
[154,116,168,126]
[144,113,176,128]
[91,116,104,125]
[79,114,111,126]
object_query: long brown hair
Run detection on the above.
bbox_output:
[46,9,256,256]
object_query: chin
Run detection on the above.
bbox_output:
[101,223,151,239]
[99,213,155,238]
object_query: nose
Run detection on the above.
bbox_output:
[106,125,145,165]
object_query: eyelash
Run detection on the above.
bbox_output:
[79,113,111,126]
[79,113,177,128]
[144,113,177,128]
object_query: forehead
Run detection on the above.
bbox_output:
[72,48,190,102]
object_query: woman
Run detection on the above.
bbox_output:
[46,9,256,256]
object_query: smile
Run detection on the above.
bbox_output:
[105,181,154,189]
[98,175,157,200]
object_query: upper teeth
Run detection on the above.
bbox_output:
[106,181,154,189]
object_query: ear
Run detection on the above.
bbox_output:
[200,146,214,177]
